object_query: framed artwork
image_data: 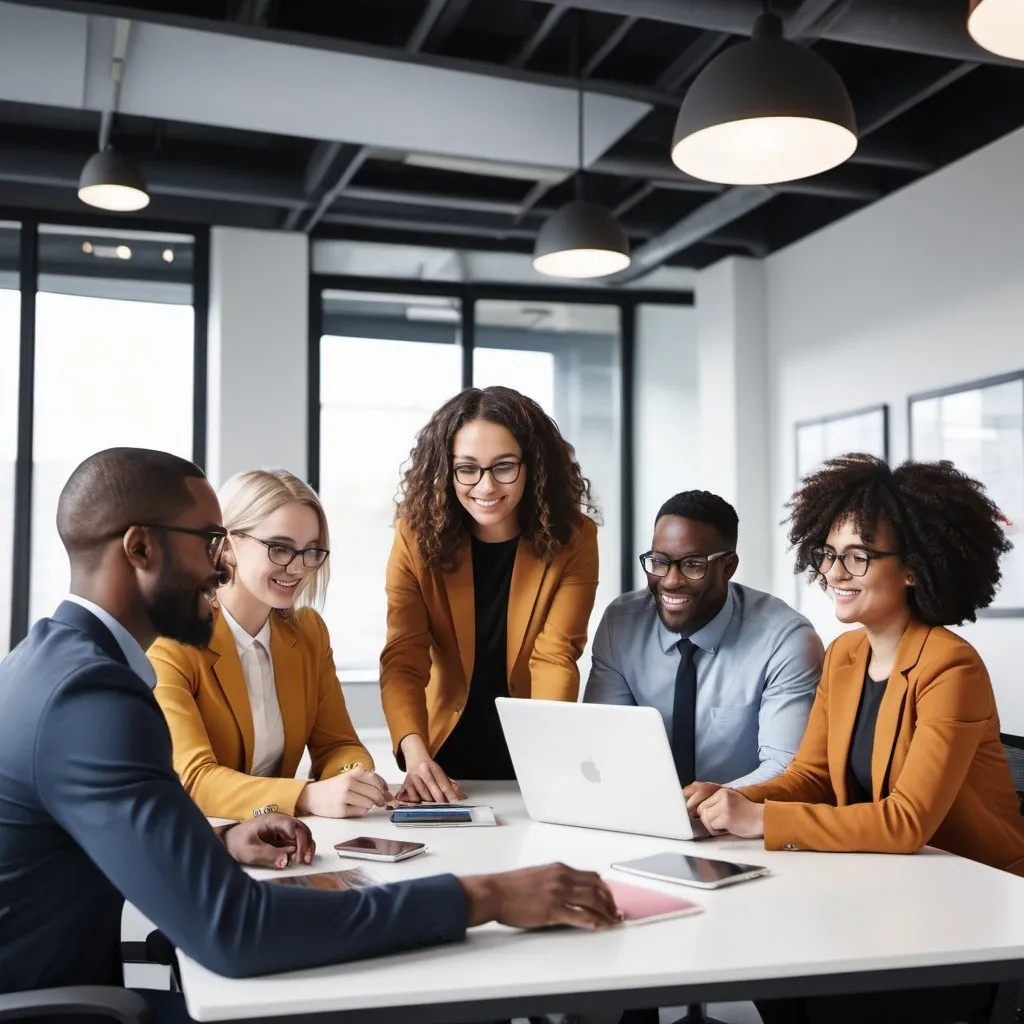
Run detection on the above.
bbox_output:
[909,371,1024,617]
[792,405,889,619]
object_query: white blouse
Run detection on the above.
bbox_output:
[220,607,286,778]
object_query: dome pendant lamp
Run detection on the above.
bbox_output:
[967,0,1024,61]
[671,4,858,185]
[78,146,150,212]
[533,15,630,279]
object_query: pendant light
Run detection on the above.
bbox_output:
[533,14,630,279]
[670,3,858,185]
[78,147,150,212]
[967,0,1024,61]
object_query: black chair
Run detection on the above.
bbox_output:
[0,929,174,1022]
[1001,737,1024,815]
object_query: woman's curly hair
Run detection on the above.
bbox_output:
[395,386,597,572]
[787,453,1012,626]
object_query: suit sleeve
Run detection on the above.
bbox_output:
[379,522,434,756]
[149,638,307,818]
[758,646,994,855]
[528,517,600,702]
[737,640,835,806]
[582,605,637,706]
[34,664,468,979]
[726,622,823,787]
[305,610,376,780]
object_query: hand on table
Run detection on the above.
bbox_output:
[683,781,722,817]
[296,769,391,818]
[459,863,621,932]
[223,813,315,869]
[396,738,466,803]
[697,788,765,839]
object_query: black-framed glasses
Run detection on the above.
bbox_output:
[453,460,524,486]
[233,532,330,569]
[639,550,733,581]
[134,523,227,563]
[809,546,901,578]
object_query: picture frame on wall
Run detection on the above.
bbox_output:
[909,371,1024,618]
[792,404,889,618]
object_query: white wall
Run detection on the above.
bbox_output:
[207,227,308,488]
[633,304,699,588]
[765,124,1024,733]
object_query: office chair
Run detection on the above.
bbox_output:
[0,929,174,1022]
[1001,737,1024,814]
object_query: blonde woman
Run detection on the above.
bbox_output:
[150,469,389,820]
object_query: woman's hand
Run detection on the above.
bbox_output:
[296,768,390,818]
[697,788,765,838]
[397,734,465,802]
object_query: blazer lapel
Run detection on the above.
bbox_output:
[829,632,870,805]
[207,611,256,772]
[269,614,306,777]
[871,620,930,801]
[446,536,476,687]
[506,538,546,686]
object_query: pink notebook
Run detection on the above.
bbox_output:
[604,878,704,926]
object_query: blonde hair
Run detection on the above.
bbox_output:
[218,468,331,613]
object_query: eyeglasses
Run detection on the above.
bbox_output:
[134,523,227,563]
[452,460,524,486]
[809,546,901,578]
[639,550,733,581]
[233,532,330,569]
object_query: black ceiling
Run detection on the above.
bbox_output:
[3,0,1023,280]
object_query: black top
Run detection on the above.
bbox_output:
[435,534,519,781]
[848,667,889,803]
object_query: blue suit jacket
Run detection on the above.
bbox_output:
[0,602,468,993]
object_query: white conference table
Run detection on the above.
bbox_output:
[179,782,1024,1023]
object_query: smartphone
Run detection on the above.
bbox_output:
[611,852,769,890]
[333,836,427,862]
[390,807,474,825]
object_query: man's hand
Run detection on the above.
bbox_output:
[222,813,316,869]
[697,788,765,839]
[683,781,722,817]
[296,769,391,818]
[459,864,621,932]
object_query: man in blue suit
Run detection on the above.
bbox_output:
[0,448,619,1021]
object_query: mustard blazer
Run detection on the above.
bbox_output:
[739,620,1024,875]
[149,607,372,820]
[380,514,599,760]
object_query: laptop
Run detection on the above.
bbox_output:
[495,698,712,841]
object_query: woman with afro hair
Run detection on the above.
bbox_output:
[688,454,1024,1024]
[380,386,599,803]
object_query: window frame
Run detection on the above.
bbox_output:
[309,273,695,598]
[5,210,210,647]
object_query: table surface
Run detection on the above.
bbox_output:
[178,782,1024,1022]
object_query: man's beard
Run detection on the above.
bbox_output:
[148,563,216,648]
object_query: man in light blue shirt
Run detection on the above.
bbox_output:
[585,490,823,790]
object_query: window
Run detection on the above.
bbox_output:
[0,223,20,654]
[473,300,622,671]
[27,226,197,624]
[318,290,462,674]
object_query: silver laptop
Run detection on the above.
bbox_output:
[496,698,711,841]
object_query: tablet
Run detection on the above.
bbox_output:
[611,852,769,890]
[390,805,496,827]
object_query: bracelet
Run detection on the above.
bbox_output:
[337,762,367,775]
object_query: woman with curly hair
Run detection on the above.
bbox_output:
[380,386,599,802]
[687,454,1024,1024]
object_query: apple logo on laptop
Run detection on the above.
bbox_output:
[580,758,601,783]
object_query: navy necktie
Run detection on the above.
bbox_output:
[671,638,698,786]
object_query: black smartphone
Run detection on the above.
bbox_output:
[333,836,427,862]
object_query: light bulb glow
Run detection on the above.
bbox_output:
[78,182,150,212]
[532,247,631,279]
[115,245,132,260]
[968,0,1024,61]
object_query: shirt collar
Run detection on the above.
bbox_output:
[64,594,158,688]
[656,583,737,655]
[221,605,272,651]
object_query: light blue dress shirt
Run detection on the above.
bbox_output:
[64,594,158,688]
[584,582,823,787]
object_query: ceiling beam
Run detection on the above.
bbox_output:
[655,31,731,93]
[511,4,567,68]
[583,16,638,78]
[405,0,451,55]
[856,61,979,137]
[301,148,370,233]
[412,0,474,53]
